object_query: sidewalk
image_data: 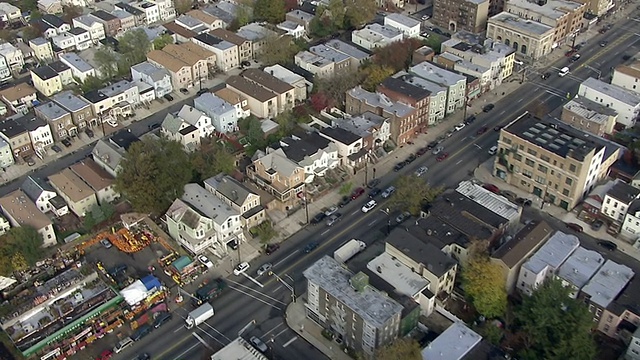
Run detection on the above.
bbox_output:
[285,296,353,360]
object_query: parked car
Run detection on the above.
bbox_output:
[106,119,119,128]
[351,187,365,200]
[367,178,380,189]
[304,242,319,253]
[515,197,533,206]
[465,115,476,124]
[310,212,327,224]
[227,239,239,250]
[265,243,280,255]
[51,145,62,153]
[85,128,94,138]
[369,188,381,198]
[393,162,406,171]
[256,263,272,276]
[197,88,209,95]
[339,196,351,207]
[426,141,438,150]
[100,239,113,249]
[482,104,495,112]
[591,220,604,231]
[241,60,251,67]
[179,88,189,94]
[326,213,342,227]
[565,222,583,233]
[62,138,72,147]
[148,123,160,130]
[233,262,250,276]
[250,336,268,352]
[361,200,377,213]
[500,190,517,201]
[131,325,152,341]
[25,157,36,166]
[454,123,466,131]
[163,94,174,101]
[494,125,503,132]
[597,240,617,251]
[565,49,577,57]
[324,206,339,217]
[432,146,444,155]
[381,186,396,198]
[483,183,500,194]
[436,153,449,162]
[197,255,214,269]
[97,349,113,360]
[415,166,428,177]
[541,72,551,80]
[113,338,134,353]
[396,211,411,223]
[405,154,416,163]
[416,147,429,156]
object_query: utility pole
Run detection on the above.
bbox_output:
[198,65,203,92]
[303,184,309,224]
[364,154,368,187]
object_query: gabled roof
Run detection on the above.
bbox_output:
[255,148,301,177]
[241,68,294,94]
[161,113,183,134]
[92,139,125,171]
[21,176,56,202]
[204,173,256,207]
[178,105,209,126]
[181,183,239,226]
[70,158,115,192]
[209,28,248,46]
[319,126,360,145]
[492,221,553,268]
[273,131,332,163]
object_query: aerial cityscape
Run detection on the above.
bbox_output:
[0,0,635,358]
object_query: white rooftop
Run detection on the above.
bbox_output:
[505,0,584,22]
[210,337,268,360]
[580,77,640,107]
[384,13,420,28]
[410,61,467,87]
[522,231,579,275]
[439,52,490,74]
[421,322,482,360]
[556,246,604,290]
[181,183,239,226]
[456,180,520,221]
[325,39,370,60]
[367,252,430,298]
[263,64,305,86]
[581,260,634,308]
[395,71,448,95]
[563,96,618,125]
[489,12,554,36]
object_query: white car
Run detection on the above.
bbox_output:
[361,200,377,213]
[233,261,250,276]
[415,166,428,177]
[454,123,466,131]
[106,119,119,128]
[197,255,214,269]
[324,206,338,216]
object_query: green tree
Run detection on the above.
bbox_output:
[275,111,297,137]
[462,255,507,318]
[115,137,193,215]
[309,15,336,38]
[21,25,42,41]
[190,138,236,182]
[118,29,151,65]
[344,0,376,29]
[375,338,421,360]
[327,0,346,28]
[254,221,277,244]
[515,278,597,360]
[389,175,443,215]
[174,0,192,14]
[93,48,119,80]
[257,34,300,66]
[81,75,105,93]
[373,38,425,72]
[253,0,286,24]
[339,182,353,195]
[424,36,444,54]
[153,33,173,50]
[3,226,45,266]
[0,29,15,42]
[361,64,394,91]
[314,70,362,106]
[61,5,83,24]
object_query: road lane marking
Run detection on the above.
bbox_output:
[264,322,285,336]
[351,210,359,216]
[283,336,298,348]
[242,272,264,288]
[320,229,330,236]
[274,328,289,339]
[273,250,299,268]
[227,284,283,310]
[517,98,523,103]
[173,342,200,360]
[456,160,463,165]
[192,333,214,349]
[227,279,288,305]
[199,321,232,342]
[272,284,283,293]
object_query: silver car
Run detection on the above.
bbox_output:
[257,263,272,276]
[432,146,444,155]
[381,186,396,198]
[415,166,428,177]
[250,336,268,352]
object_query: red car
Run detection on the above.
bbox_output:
[565,49,576,57]
[477,126,488,135]
[483,183,500,194]
[351,187,365,200]
[416,147,429,156]
[566,222,584,233]
[97,350,113,360]
[436,153,449,162]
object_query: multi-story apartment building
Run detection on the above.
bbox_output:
[0,189,57,246]
[493,112,622,210]
[304,256,403,356]
[204,174,266,229]
[377,77,431,132]
[90,10,121,37]
[351,24,403,51]
[147,50,193,90]
[246,148,305,209]
[0,137,13,168]
[393,71,447,123]
[578,77,640,128]
[579,260,634,326]
[225,76,277,118]
[48,168,98,217]
[131,61,173,98]
[612,61,640,95]
[486,12,555,60]
[263,64,310,103]
[601,180,640,225]
[52,90,97,129]
[28,37,54,62]
[214,88,251,120]
[0,118,33,161]
[30,65,62,97]
[241,69,295,115]
[383,13,421,38]
[193,93,238,134]
[72,15,106,43]
[0,42,23,71]
[346,86,418,145]
[191,32,239,72]
[14,113,53,157]
[210,28,252,62]
[236,23,277,58]
[35,102,75,141]
[410,62,467,115]
[555,246,604,298]
[162,43,214,85]
[0,84,37,114]
[433,0,490,34]
[561,96,617,136]
[59,53,96,83]
[161,113,201,152]
[112,9,137,32]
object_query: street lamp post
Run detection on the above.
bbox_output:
[303,184,309,224]
[270,271,296,303]
[380,208,391,235]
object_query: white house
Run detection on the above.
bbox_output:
[51,32,78,51]
[148,0,175,22]
[100,80,141,106]
[193,93,238,134]
[264,64,310,103]
[621,199,640,243]
[277,20,305,39]
[0,3,21,23]
[0,190,57,247]
[384,13,420,38]
[0,137,13,168]
[578,77,640,128]
[601,180,640,223]
[135,1,161,24]
[351,23,403,51]
[177,104,215,138]
[131,61,173,98]
[21,176,68,216]
[269,132,339,181]
[0,55,10,81]
[15,113,54,158]
[59,53,96,83]
[165,183,243,258]
[409,62,467,115]
[72,15,106,42]
[0,43,23,71]
[612,61,640,95]
[516,231,580,296]
[626,327,640,360]
[318,126,364,167]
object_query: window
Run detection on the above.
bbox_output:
[525,159,534,167]
[562,188,570,196]
[535,176,545,184]
[513,153,522,161]
[538,165,548,173]
[523,170,532,178]
[527,149,537,156]
[565,178,573,186]
[569,164,577,172]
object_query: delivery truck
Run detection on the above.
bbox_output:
[185,303,214,329]
[192,279,225,306]
[334,239,366,263]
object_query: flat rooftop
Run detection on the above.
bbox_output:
[367,252,430,298]
[421,322,482,360]
[303,256,403,328]
[347,86,415,118]
[395,71,448,95]
[563,96,618,125]
[580,77,640,107]
[211,337,268,360]
[384,13,420,28]
[325,39,370,60]
[386,228,457,278]
[410,61,467,87]
[581,260,634,308]
[456,180,520,221]
[309,44,350,63]
[556,246,604,290]
[492,221,553,269]
[489,12,554,36]
[522,231,579,275]
[506,0,584,22]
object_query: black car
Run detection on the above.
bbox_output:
[304,242,319,253]
[51,145,62,153]
[85,128,94,138]
[179,88,189,94]
[310,212,327,224]
[227,239,239,250]
[426,141,438,150]
[515,197,532,206]
[405,154,416,163]
[241,60,251,67]
[265,243,280,255]
[483,104,495,112]
[393,162,406,172]
[148,122,160,130]
[465,115,476,124]
[339,196,351,207]
[433,28,444,35]
[132,325,153,341]
[591,220,604,231]
[133,354,151,360]
[623,54,632,60]
[163,94,174,101]
[153,312,172,329]
[61,138,72,147]
[367,178,381,189]
[541,72,551,80]
[416,147,429,156]
[597,240,617,251]
[369,188,381,198]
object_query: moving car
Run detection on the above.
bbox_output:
[454,123,466,131]
[133,354,150,360]
[100,239,112,249]
[256,263,272,276]
[488,146,498,155]
[265,243,280,255]
[570,54,581,62]
[436,153,449,162]
[600,40,608,47]
[477,126,488,135]
[351,187,365,200]
[197,255,214,269]
[233,262,250,276]
[381,186,396,198]
[482,104,495,112]
[326,213,342,226]
[304,242,319,253]
[361,200,377,213]
[565,222,583,233]
[558,67,570,77]
[597,240,617,251]
[250,336,268,352]
[415,166,428,177]
[541,72,551,80]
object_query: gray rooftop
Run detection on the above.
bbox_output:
[236,23,273,41]
[522,231,579,275]
[36,102,70,121]
[556,246,604,290]
[410,61,467,87]
[181,183,239,226]
[111,9,134,20]
[91,139,124,171]
[303,256,403,328]
[334,111,387,138]
[132,61,170,82]
[296,51,333,67]
[394,71,447,95]
[325,39,371,60]
[32,65,58,80]
[21,176,55,202]
[439,52,490,74]
[100,80,136,98]
[384,13,420,28]
[177,14,203,28]
[278,20,301,31]
[263,64,305,86]
[193,93,235,117]
[347,86,415,118]
[456,180,520,221]
[52,90,91,112]
[309,44,350,63]
[386,228,457,277]
[178,105,209,127]
[489,12,554,36]
[161,113,183,134]
[286,9,314,22]
[204,173,256,208]
[29,37,48,46]
[59,52,94,73]
[421,322,482,360]
[581,260,634,308]
[366,252,430,298]
[563,96,618,125]
[359,23,402,40]
[505,0,584,22]
[606,180,640,204]
[74,14,100,27]
[580,77,640,107]
[255,148,301,177]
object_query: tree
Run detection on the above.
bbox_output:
[373,38,424,72]
[389,175,443,215]
[4,226,45,266]
[0,29,15,42]
[118,29,151,65]
[424,36,444,54]
[339,182,353,195]
[275,111,297,137]
[61,5,82,24]
[190,138,236,182]
[361,64,394,91]
[327,0,346,28]
[314,70,362,106]
[21,26,42,41]
[375,338,421,360]
[93,48,119,80]
[254,221,277,244]
[258,34,300,66]
[515,278,597,360]
[310,92,332,112]
[461,255,507,318]
[253,0,286,24]
[153,34,173,50]
[174,0,192,14]
[344,0,376,29]
[81,75,105,93]
[309,15,336,38]
[115,137,193,215]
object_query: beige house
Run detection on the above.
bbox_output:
[187,10,223,30]
[48,168,98,217]
[70,158,118,205]
[210,28,252,62]
[0,189,57,247]
[191,32,239,72]
[160,113,201,151]
[612,61,640,95]
[161,43,214,87]
[0,84,38,114]
[490,221,553,294]
[0,118,33,160]
[225,76,278,118]
[247,148,305,209]
[147,50,193,90]
[29,37,54,62]
[561,96,617,136]
[433,0,490,34]
[204,173,266,229]
[487,12,555,61]
[241,69,295,115]
[213,88,251,119]
[493,112,622,210]
[30,66,62,97]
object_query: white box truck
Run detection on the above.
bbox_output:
[334,239,366,263]
[185,303,214,329]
